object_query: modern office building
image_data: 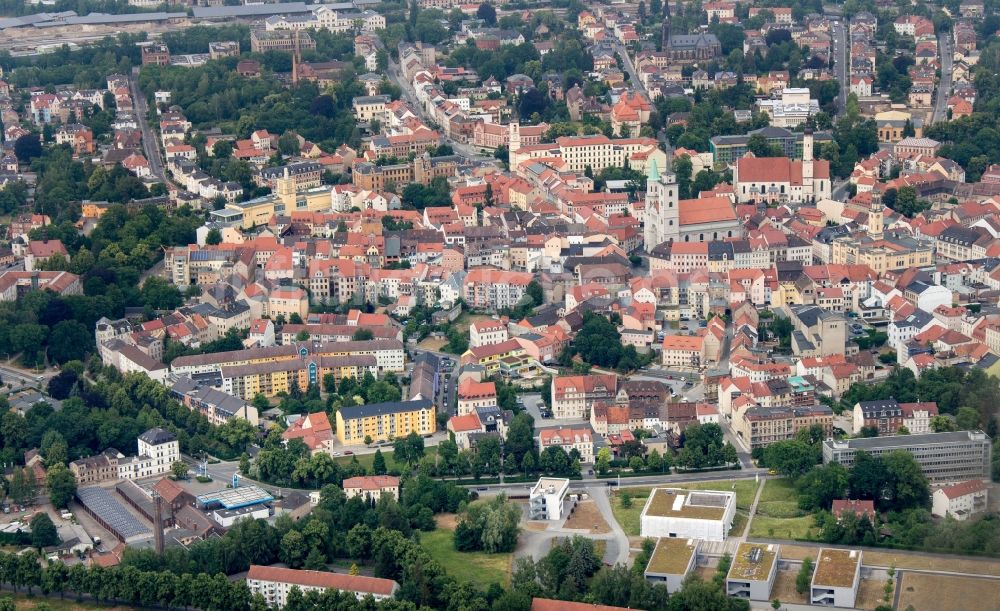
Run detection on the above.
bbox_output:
[528,477,570,520]
[639,488,736,541]
[726,543,779,601]
[822,431,992,483]
[645,538,698,593]
[810,549,862,607]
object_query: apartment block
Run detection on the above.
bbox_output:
[247,566,398,607]
[550,374,617,420]
[335,399,435,445]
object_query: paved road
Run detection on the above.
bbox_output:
[832,20,849,114]
[386,56,484,158]
[589,486,630,564]
[610,38,648,99]
[475,468,765,493]
[129,68,167,182]
[931,33,953,124]
[0,362,57,388]
[831,178,851,201]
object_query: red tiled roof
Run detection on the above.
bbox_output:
[247,565,398,595]
[678,196,737,225]
[342,475,399,491]
[938,479,986,499]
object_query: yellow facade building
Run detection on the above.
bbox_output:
[336,399,435,445]
[221,355,378,400]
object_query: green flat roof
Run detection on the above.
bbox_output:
[646,538,697,575]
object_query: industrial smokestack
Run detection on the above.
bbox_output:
[153,493,164,554]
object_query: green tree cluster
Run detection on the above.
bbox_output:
[453,495,521,553]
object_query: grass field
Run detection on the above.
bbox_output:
[611,479,761,536]
[896,573,1000,611]
[748,514,817,540]
[1,595,135,610]
[332,450,400,471]
[419,528,512,588]
[747,479,817,540]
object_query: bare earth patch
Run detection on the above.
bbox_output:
[897,573,1000,611]
[417,337,448,351]
[435,513,459,530]
[563,501,611,534]
[776,544,1000,577]
[856,577,893,610]
[522,520,551,532]
[770,569,807,605]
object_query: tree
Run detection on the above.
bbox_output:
[30,513,58,549]
[8,467,36,506]
[930,415,957,432]
[762,440,819,478]
[674,154,693,199]
[798,463,849,510]
[277,132,300,157]
[47,320,92,364]
[881,450,930,512]
[40,431,68,467]
[747,133,782,157]
[14,135,42,163]
[476,2,497,25]
[280,530,307,568]
[955,406,981,430]
[596,446,612,475]
[352,328,374,341]
[205,228,222,245]
[526,281,544,307]
[46,464,76,509]
[372,449,387,475]
[171,461,189,480]
[393,431,425,466]
[796,557,814,594]
[455,495,522,553]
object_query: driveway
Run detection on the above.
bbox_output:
[515,486,630,566]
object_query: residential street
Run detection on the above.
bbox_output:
[129,68,167,182]
[832,20,849,114]
[931,33,953,124]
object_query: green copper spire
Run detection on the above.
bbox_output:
[648,158,660,181]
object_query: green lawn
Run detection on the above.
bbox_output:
[747,514,817,540]
[611,479,761,536]
[3,595,136,610]
[332,450,399,472]
[759,478,798,503]
[611,490,647,536]
[419,529,512,587]
[755,479,812,519]
[748,478,817,539]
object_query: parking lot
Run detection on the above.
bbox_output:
[519,392,548,421]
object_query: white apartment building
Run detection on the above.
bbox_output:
[470,319,509,348]
[247,566,399,607]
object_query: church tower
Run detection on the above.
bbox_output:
[277,167,295,208]
[644,158,679,248]
[868,189,885,237]
[802,125,814,201]
[508,123,521,153]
